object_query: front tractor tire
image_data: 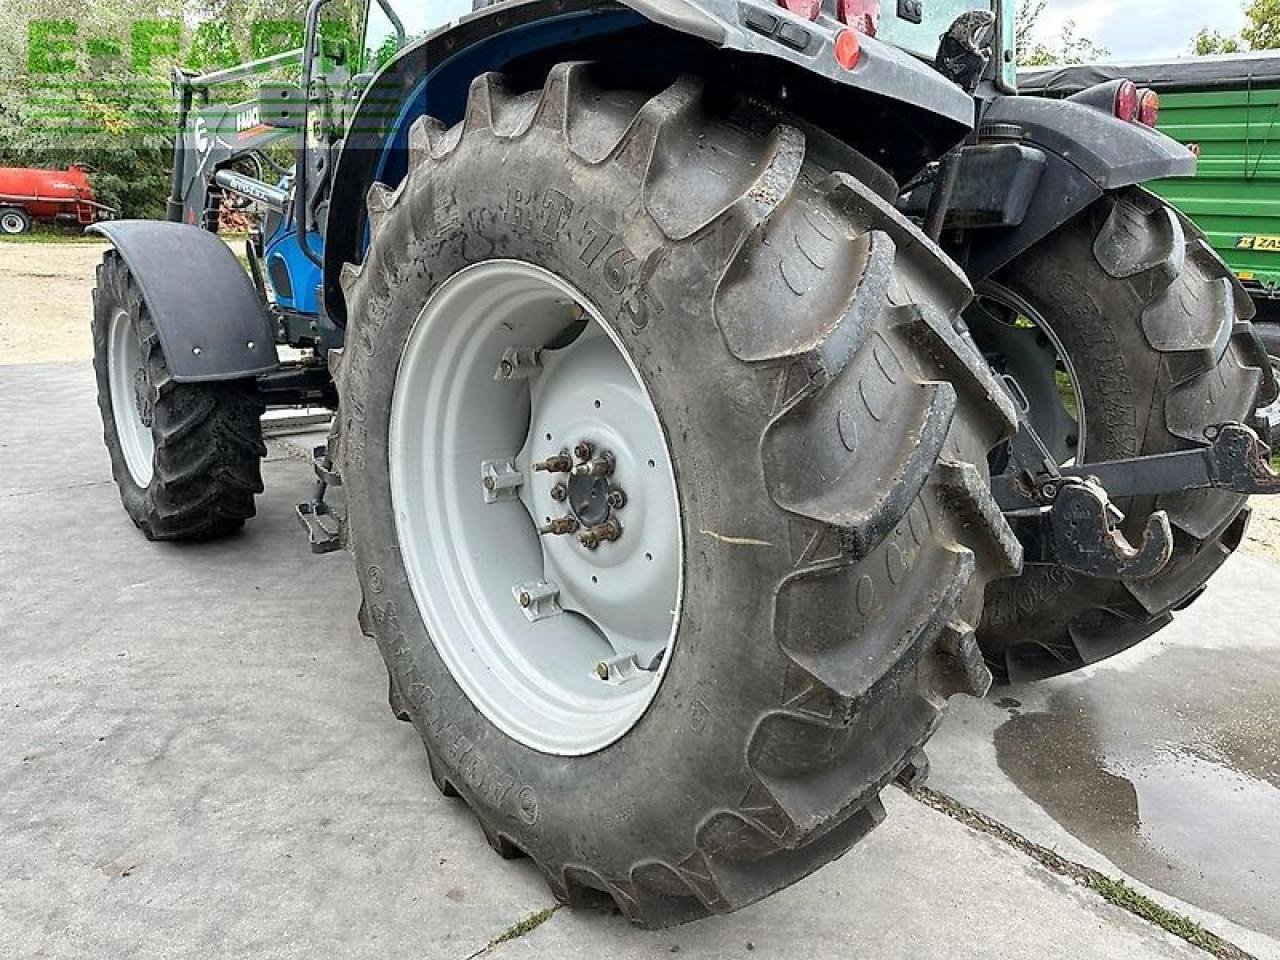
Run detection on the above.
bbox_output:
[92,250,266,539]
[971,189,1274,683]
[337,64,1022,927]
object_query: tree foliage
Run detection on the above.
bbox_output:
[1192,0,1280,54]
[0,0,351,218]
[1016,0,1109,67]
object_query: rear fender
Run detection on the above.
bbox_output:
[324,0,978,324]
[89,220,279,382]
[963,92,1196,280]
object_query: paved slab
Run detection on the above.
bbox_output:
[930,551,1280,960]
[485,787,1207,960]
[0,362,1250,958]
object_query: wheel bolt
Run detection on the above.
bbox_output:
[534,454,572,474]
[498,360,514,379]
[606,489,627,509]
[539,516,579,536]
[483,476,496,491]
[574,441,594,461]
[595,661,610,680]
[572,454,614,478]
[550,482,568,502]
[580,518,622,548]
[518,590,532,608]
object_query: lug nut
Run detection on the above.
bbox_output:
[606,489,627,509]
[483,476,496,491]
[549,482,568,502]
[534,454,573,474]
[498,360,514,379]
[595,661,610,680]
[538,516,579,536]
[572,454,614,478]
[579,518,622,550]
[573,441,594,461]
[518,590,532,608]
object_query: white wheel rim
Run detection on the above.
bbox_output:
[389,260,683,756]
[1,212,25,234]
[1259,359,1280,434]
[107,307,155,486]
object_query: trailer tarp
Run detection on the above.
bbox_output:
[1019,52,1280,95]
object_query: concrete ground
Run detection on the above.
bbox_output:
[930,560,1280,960]
[2,241,1278,958]
[3,364,1275,960]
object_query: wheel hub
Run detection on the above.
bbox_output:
[538,442,625,540]
[389,260,682,756]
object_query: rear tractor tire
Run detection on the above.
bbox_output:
[92,250,266,539]
[970,188,1274,683]
[337,64,1022,926]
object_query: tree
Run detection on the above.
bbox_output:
[0,0,358,218]
[1242,0,1280,48]
[1192,0,1280,54]
[1194,29,1242,55]
[0,0,178,218]
[1016,0,1109,66]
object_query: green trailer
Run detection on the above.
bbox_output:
[1021,54,1280,311]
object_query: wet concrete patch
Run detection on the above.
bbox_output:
[993,646,1280,938]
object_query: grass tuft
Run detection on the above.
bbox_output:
[491,906,559,946]
[466,905,562,958]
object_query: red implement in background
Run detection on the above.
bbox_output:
[0,164,116,234]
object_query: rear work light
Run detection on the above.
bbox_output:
[837,0,880,35]
[777,0,821,21]
[1138,88,1159,127]
[1114,80,1139,122]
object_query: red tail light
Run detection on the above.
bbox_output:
[837,0,880,35]
[1138,88,1159,127]
[834,28,862,69]
[777,0,821,20]
[1114,80,1139,122]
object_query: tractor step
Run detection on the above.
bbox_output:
[296,440,344,554]
[296,500,342,553]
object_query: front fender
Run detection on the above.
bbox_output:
[89,221,279,382]
[963,93,1196,280]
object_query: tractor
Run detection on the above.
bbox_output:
[87,0,1280,927]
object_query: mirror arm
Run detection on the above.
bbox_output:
[373,0,407,46]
